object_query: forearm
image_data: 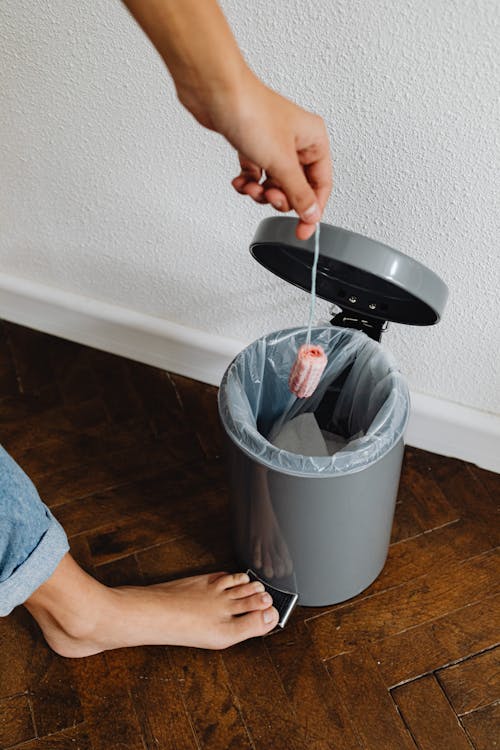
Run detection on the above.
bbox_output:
[121,0,250,124]
[121,0,331,238]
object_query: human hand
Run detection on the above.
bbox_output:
[223,75,332,240]
[186,72,332,240]
[121,0,331,239]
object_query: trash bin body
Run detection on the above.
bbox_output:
[219,325,409,606]
[225,429,404,606]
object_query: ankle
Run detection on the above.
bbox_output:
[24,553,110,644]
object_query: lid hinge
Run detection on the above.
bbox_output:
[330,311,388,342]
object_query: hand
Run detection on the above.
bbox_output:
[120,0,332,239]
[184,72,332,240]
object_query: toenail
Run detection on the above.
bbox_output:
[262,593,272,604]
[263,608,276,624]
[255,583,265,593]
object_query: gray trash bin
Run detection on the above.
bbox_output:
[218,217,448,610]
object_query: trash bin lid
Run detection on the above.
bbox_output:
[250,217,448,326]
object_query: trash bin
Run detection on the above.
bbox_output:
[218,217,448,609]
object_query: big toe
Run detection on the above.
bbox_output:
[223,607,279,648]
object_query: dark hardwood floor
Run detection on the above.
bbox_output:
[0,320,498,750]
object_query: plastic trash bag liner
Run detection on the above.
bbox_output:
[272,413,330,456]
[219,326,410,476]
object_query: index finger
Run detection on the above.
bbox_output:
[295,133,332,238]
[295,160,333,239]
[300,140,333,214]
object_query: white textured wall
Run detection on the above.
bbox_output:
[1,0,499,414]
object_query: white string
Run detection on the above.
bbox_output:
[305,222,320,346]
[269,223,321,440]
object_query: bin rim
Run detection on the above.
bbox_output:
[218,326,411,478]
[218,415,408,478]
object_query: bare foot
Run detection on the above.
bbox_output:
[24,555,279,657]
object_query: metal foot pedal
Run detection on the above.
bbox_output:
[247,569,298,629]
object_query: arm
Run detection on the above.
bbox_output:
[121,0,332,239]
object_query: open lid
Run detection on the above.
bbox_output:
[250,217,448,326]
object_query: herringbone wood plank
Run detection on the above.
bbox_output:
[436,647,500,715]
[1,724,91,750]
[392,675,473,750]
[117,647,199,750]
[370,595,500,688]
[460,702,500,750]
[325,648,416,749]
[0,694,35,749]
[0,321,498,750]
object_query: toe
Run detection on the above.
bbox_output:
[224,607,279,647]
[230,592,272,614]
[215,572,250,591]
[228,581,265,599]
[206,571,230,585]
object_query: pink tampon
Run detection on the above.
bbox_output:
[288,344,327,398]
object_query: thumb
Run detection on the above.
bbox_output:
[273,158,321,225]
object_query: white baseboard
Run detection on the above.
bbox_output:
[406,393,500,474]
[1,272,499,473]
[0,272,241,386]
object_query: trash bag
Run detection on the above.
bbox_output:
[218,326,410,476]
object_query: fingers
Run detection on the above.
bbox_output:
[232,176,267,203]
[305,160,332,216]
[295,221,317,240]
[293,126,332,239]
[231,112,332,238]
[232,156,266,204]
[232,157,290,210]
[235,155,261,184]
[292,158,332,238]
[232,157,320,224]
[295,151,333,240]
[274,160,320,221]
[260,178,290,212]
[277,166,320,240]
[302,153,332,224]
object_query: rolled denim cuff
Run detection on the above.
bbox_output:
[0,508,69,616]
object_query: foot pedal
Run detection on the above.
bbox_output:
[247,570,298,629]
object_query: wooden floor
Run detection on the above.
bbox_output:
[0,321,498,750]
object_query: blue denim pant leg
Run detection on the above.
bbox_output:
[0,444,69,616]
